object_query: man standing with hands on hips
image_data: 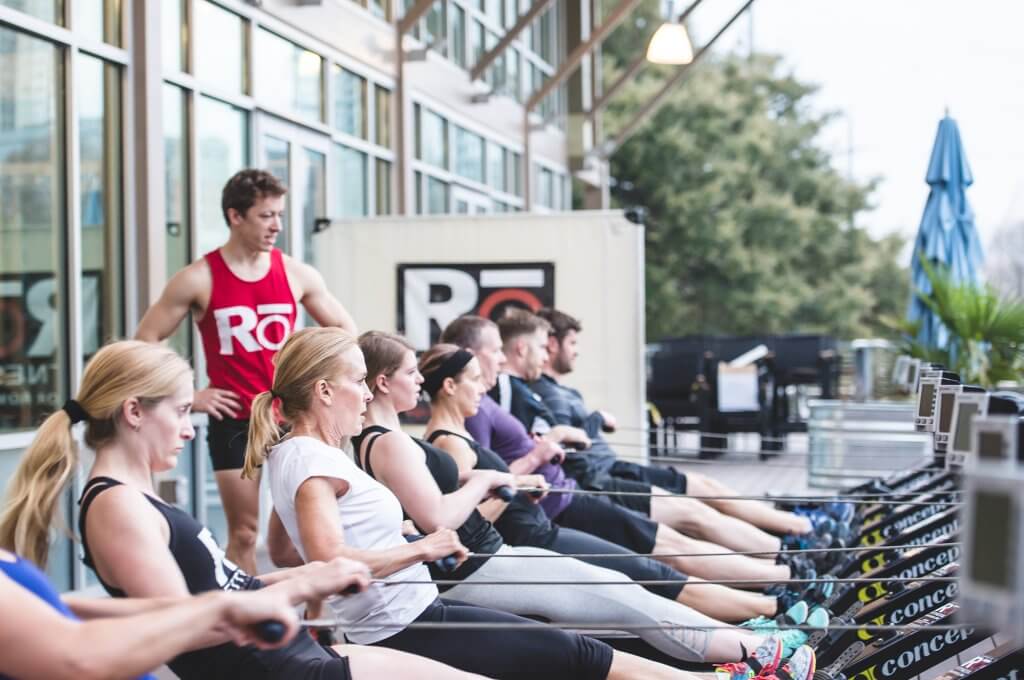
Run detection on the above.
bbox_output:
[136,169,357,574]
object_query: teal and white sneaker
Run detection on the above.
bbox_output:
[805,606,829,630]
[766,644,816,680]
[775,628,809,658]
[740,600,809,632]
[713,635,783,679]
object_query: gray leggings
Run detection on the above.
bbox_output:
[444,545,718,661]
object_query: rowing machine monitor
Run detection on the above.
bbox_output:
[960,464,1024,643]
[916,373,959,433]
[934,385,985,452]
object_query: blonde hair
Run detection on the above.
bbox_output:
[0,340,192,567]
[359,331,415,395]
[242,327,359,479]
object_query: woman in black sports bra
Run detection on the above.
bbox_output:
[0,340,486,680]
[353,332,779,666]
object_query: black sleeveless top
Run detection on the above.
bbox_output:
[425,430,561,550]
[77,477,345,680]
[353,426,503,583]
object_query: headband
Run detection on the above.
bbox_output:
[422,349,474,398]
[62,399,90,425]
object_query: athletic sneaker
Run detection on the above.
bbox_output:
[761,644,816,680]
[774,629,809,658]
[805,606,829,630]
[741,601,808,632]
[713,635,783,679]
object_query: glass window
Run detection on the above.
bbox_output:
[416,105,447,169]
[0,27,66,434]
[425,176,448,214]
[534,7,553,63]
[163,83,191,359]
[505,47,519,100]
[300,149,326,266]
[196,96,249,257]
[162,0,185,74]
[424,0,446,54]
[485,0,500,25]
[195,1,245,95]
[0,0,62,24]
[471,20,484,64]
[508,151,522,196]
[333,66,366,139]
[79,0,120,46]
[335,144,367,218]
[368,0,390,20]
[485,30,502,89]
[374,86,391,148]
[454,126,483,184]
[263,136,290,254]
[255,29,323,122]
[375,159,391,215]
[449,3,466,68]
[79,55,124,360]
[536,165,554,208]
[487,141,505,191]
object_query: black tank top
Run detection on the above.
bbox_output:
[425,430,560,549]
[353,426,503,583]
[77,477,341,680]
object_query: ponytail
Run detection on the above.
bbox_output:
[242,391,279,480]
[0,340,192,567]
[0,411,78,567]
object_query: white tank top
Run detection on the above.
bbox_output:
[267,436,437,644]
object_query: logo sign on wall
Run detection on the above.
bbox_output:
[397,263,555,351]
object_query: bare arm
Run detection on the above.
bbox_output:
[372,432,512,533]
[267,509,305,568]
[290,259,357,333]
[135,263,204,342]
[1,576,300,680]
[294,476,465,576]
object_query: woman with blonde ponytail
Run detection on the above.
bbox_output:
[0,339,482,680]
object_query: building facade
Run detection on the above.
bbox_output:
[0,0,609,589]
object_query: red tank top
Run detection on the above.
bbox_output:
[195,248,297,419]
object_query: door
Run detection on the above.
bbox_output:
[256,115,330,267]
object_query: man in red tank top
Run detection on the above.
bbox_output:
[136,169,357,573]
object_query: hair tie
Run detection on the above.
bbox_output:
[422,349,475,398]
[270,389,282,401]
[62,399,90,425]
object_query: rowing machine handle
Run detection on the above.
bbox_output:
[495,485,517,502]
[405,534,459,572]
[254,620,287,644]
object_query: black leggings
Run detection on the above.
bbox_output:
[555,494,660,555]
[371,599,613,680]
[551,527,686,600]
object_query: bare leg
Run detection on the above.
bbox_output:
[607,650,702,680]
[338,645,488,679]
[653,526,790,588]
[678,577,778,622]
[214,469,260,575]
[686,473,812,535]
[650,487,783,554]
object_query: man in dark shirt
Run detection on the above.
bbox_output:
[533,308,823,540]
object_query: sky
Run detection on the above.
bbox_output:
[683,0,1024,252]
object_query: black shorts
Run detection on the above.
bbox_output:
[207,416,250,472]
[169,625,351,680]
[609,460,687,495]
[371,598,613,680]
[551,527,686,600]
[555,493,659,554]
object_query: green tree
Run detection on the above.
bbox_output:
[600,26,907,341]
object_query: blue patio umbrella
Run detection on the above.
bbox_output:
[907,114,984,350]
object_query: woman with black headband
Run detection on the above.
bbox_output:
[354,333,803,665]
[247,327,711,680]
